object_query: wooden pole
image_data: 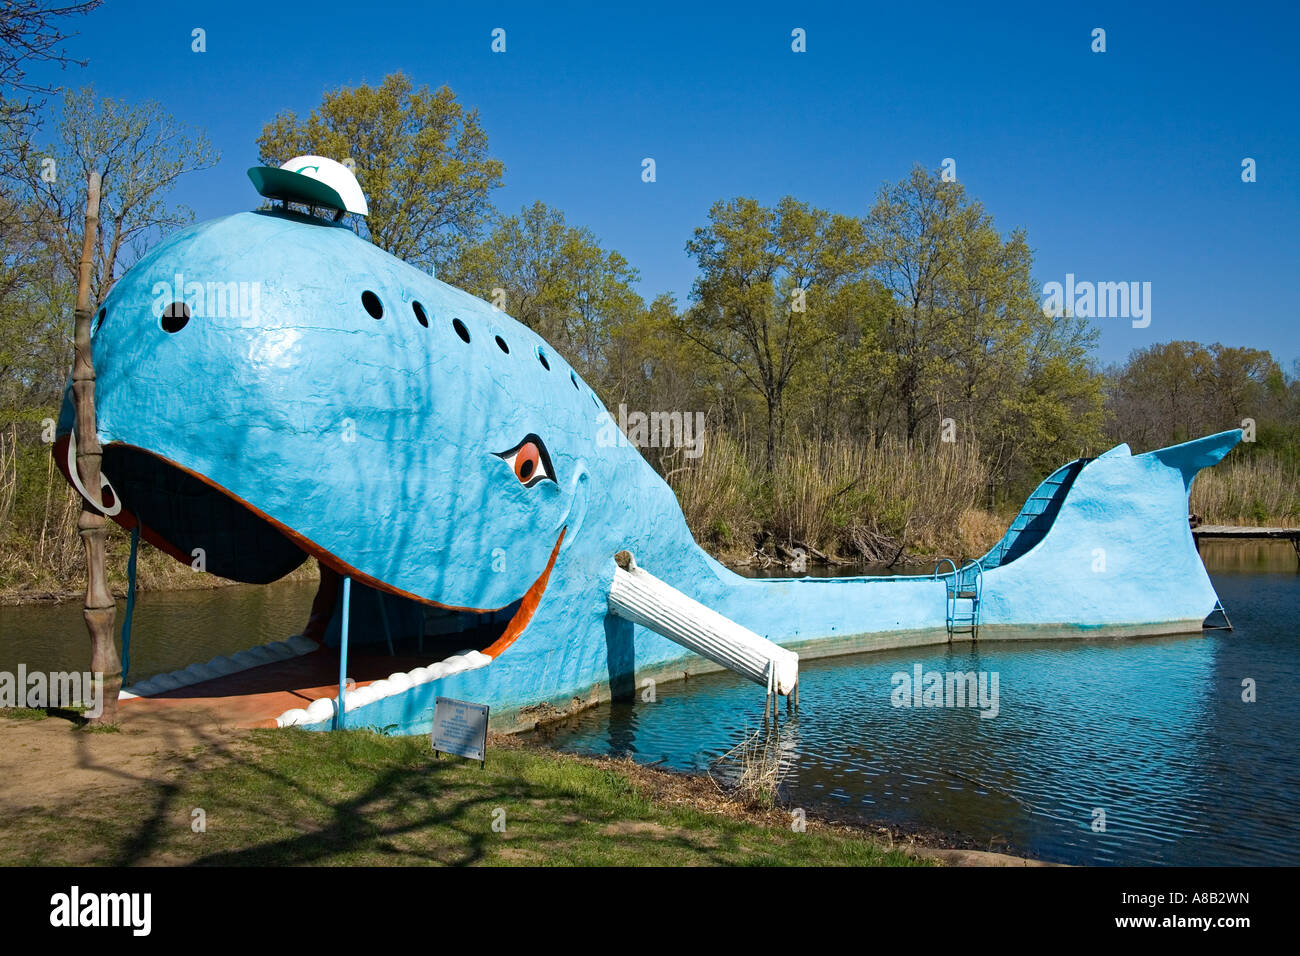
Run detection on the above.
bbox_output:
[72,170,122,725]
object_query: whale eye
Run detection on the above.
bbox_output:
[496,434,554,488]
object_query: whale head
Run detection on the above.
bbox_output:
[57,207,630,645]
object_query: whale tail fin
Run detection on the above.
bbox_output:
[1135,429,1244,492]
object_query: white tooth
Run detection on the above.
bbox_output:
[206,656,240,676]
[239,645,277,666]
[346,686,375,708]
[286,634,318,654]
[150,673,183,692]
[304,697,336,722]
[277,708,309,727]
[181,663,220,684]
[386,673,412,693]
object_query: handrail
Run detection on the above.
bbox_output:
[933,557,984,640]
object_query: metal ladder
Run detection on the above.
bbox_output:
[933,557,984,640]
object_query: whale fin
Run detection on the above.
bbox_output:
[1136,429,1243,491]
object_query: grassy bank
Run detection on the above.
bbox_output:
[670,430,1006,565]
[0,713,938,867]
[1190,453,1300,525]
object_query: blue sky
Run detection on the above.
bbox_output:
[28,0,1300,367]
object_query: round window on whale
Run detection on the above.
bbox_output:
[452,318,471,343]
[495,335,509,354]
[537,348,550,371]
[161,301,190,333]
[412,301,428,327]
[361,290,383,319]
[94,307,107,333]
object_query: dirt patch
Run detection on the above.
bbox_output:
[600,819,719,847]
[0,706,247,817]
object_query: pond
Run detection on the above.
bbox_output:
[537,541,1300,866]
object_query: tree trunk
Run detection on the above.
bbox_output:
[764,397,776,473]
[72,170,121,725]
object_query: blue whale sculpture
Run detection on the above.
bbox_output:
[57,196,1242,734]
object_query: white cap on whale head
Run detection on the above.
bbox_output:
[247,154,369,217]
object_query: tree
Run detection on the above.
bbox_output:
[454,201,643,382]
[864,165,979,441]
[0,0,100,175]
[3,85,219,303]
[0,191,69,418]
[1107,341,1285,450]
[257,73,504,276]
[680,196,866,470]
[858,165,1103,491]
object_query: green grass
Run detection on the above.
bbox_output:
[0,728,929,867]
[0,707,48,720]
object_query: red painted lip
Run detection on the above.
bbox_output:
[53,436,565,654]
[481,527,565,660]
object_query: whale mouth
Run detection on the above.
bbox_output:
[54,438,564,657]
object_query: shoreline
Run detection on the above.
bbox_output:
[0,707,1052,867]
[4,518,1292,609]
[510,730,1055,866]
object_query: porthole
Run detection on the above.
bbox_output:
[161,301,190,333]
[362,290,383,319]
[452,318,471,343]
[412,301,428,327]
[537,348,550,371]
[495,335,509,354]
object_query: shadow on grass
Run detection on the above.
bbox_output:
[3,712,919,867]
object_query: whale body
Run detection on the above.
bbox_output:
[57,206,1241,733]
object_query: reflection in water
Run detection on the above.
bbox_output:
[0,581,318,680]
[538,541,1300,866]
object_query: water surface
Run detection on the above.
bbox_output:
[538,541,1300,866]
